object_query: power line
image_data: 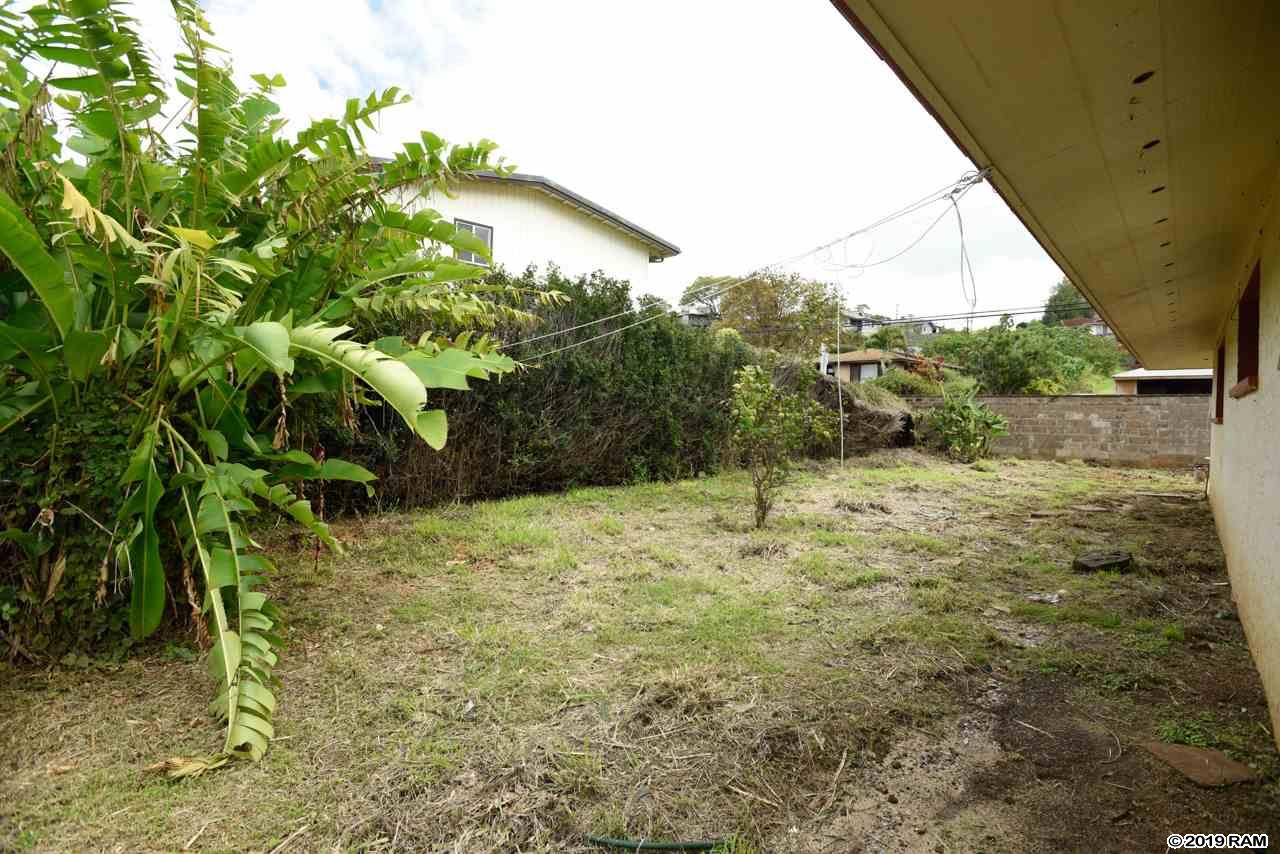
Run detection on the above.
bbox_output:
[817,178,983,274]
[522,310,683,360]
[501,271,744,351]
[824,172,986,460]
[501,170,986,353]
[784,169,987,266]
[950,193,979,329]
[816,201,952,273]
[526,298,1097,361]
[869,302,1094,328]
[729,302,1097,337]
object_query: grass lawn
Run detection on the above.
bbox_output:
[2,450,1277,852]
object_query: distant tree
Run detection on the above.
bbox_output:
[715,272,841,355]
[679,276,726,316]
[923,320,1126,394]
[866,327,908,351]
[1042,278,1093,325]
[837,330,867,352]
[638,294,673,314]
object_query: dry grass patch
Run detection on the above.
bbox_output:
[2,451,1276,852]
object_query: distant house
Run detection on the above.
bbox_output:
[841,312,886,335]
[407,171,680,285]
[902,319,945,348]
[675,311,715,328]
[1113,368,1213,396]
[820,348,931,383]
[1062,315,1112,337]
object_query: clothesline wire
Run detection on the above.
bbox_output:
[501,170,987,353]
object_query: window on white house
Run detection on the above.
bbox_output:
[1232,261,1260,398]
[454,219,493,266]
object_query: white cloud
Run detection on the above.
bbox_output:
[124,0,1063,327]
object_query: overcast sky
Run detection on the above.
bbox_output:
[128,0,1065,325]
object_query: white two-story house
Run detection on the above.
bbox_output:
[412,171,680,285]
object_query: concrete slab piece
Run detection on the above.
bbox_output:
[1142,741,1256,786]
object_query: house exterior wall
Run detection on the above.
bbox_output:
[831,363,858,383]
[905,395,1211,467]
[829,362,884,383]
[1114,379,1137,395]
[1209,178,1280,748]
[410,181,654,285]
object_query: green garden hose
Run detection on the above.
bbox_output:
[585,834,722,851]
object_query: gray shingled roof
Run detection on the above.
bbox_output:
[468,171,680,259]
[368,160,680,260]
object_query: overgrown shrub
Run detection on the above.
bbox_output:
[921,388,1008,463]
[327,297,915,511]
[922,319,1126,394]
[325,268,757,507]
[0,1,529,766]
[731,366,834,528]
[772,355,910,455]
[871,366,941,396]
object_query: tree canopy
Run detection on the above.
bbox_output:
[679,276,725,316]
[1042,278,1093,325]
[922,320,1126,394]
[711,271,841,356]
[866,326,907,351]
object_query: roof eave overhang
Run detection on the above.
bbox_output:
[828,0,1145,362]
[469,172,681,261]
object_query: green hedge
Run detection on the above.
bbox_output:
[325,268,757,507]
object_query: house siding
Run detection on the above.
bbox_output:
[411,181,654,285]
[1209,170,1280,748]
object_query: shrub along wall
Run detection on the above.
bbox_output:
[904,394,1211,467]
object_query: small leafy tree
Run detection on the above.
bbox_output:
[731,366,830,528]
[922,388,1008,463]
[866,326,907,351]
[0,0,553,769]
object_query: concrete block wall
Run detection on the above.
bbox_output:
[905,395,1211,467]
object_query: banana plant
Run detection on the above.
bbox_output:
[0,0,557,768]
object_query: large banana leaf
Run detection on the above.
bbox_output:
[121,426,165,638]
[401,346,515,391]
[288,322,449,448]
[0,0,522,773]
[0,188,76,339]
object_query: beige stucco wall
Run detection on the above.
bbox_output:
[1209,176,1280,750]
[411,181,655,286]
